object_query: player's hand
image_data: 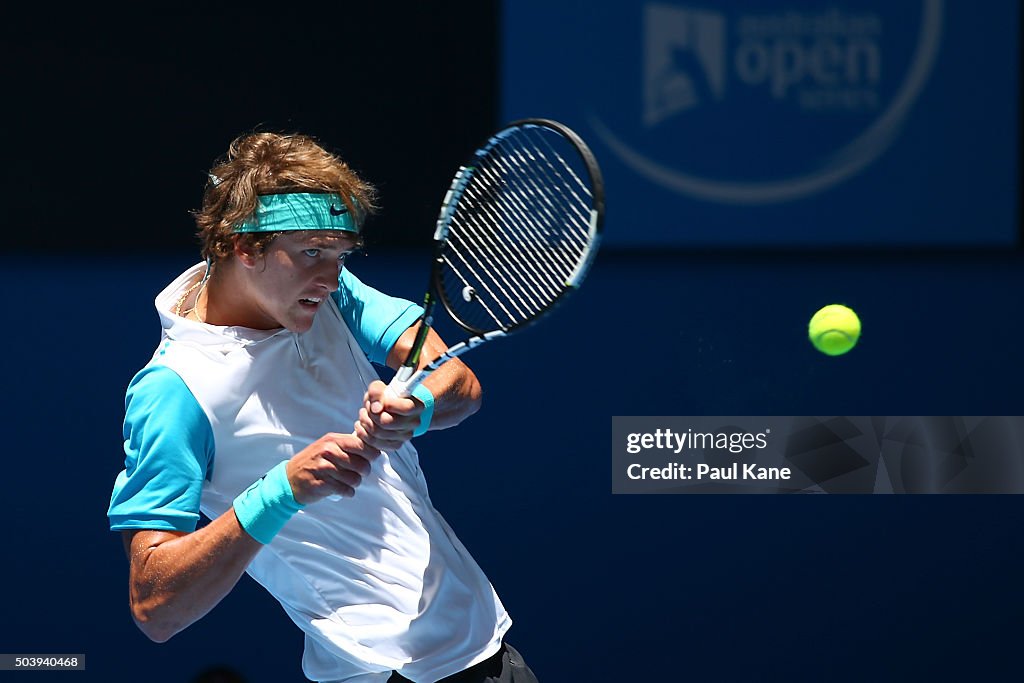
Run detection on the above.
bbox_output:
[353,380,423,452]
[286,433,381,504]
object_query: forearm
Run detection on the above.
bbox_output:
[421,356,482,431]
[386,324,482,433]
[127,509,261,642]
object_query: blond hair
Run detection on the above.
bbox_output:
[194,132,376,261]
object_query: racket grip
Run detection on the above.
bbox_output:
[387,366,419,398]
[325,369,422,503]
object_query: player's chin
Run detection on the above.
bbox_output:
[287,302,320,332]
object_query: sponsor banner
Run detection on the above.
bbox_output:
[502,1,1019,247]
[612,416,1024,493]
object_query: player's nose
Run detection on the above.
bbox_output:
[312,262,340,291]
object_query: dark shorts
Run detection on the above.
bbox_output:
[387,643,538,683]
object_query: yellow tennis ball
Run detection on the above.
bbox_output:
[808,304,861,356]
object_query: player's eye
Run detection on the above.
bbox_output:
[303,249,321,258]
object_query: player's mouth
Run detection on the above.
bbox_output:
[298,297,322,310]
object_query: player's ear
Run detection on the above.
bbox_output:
[232,234,260,268]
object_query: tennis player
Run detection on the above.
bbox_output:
[108,132,538,683]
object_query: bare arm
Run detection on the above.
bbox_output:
[123,433,379,642]
[123,513,260,643]
[389,322,482,430]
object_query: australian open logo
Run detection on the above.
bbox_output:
[589,1,944,204]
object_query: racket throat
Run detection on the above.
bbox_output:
[425,330,506,371]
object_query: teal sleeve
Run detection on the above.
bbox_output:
[331,268,423,365]
[108,365,214,533]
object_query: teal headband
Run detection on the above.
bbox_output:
[235,192,358,234]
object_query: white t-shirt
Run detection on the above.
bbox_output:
[109,263,511,683]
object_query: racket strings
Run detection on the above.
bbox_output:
[453,172,581,306]
[477,158,589,269]
[482,143,591,251]
[439,129,595,331]
[447,177,554,317]
[459,169,572,296]
[478,136,591,257]
[446,210,557,317]
[443,201,555,328]
[482,133,592,262]
[441,246,531,325]
[508,129,595,240]
[471,140,589,254]
[523,128,595,211]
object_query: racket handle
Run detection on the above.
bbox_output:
[387,365,420,398]
[324,369,420,503]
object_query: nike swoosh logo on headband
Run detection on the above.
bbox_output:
[329,204,348,216]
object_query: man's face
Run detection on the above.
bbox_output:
[240,231,358,333]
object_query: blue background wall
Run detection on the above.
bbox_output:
[2,2,1021,682]
[503,0,1019,248]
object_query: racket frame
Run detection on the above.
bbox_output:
[389,118,604,397]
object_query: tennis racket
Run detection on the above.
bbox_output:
[388,118,605,398]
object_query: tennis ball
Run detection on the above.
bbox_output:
[808,304,861,356]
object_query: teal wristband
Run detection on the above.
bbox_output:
[232,461,305,544]
[410,383,435,437]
